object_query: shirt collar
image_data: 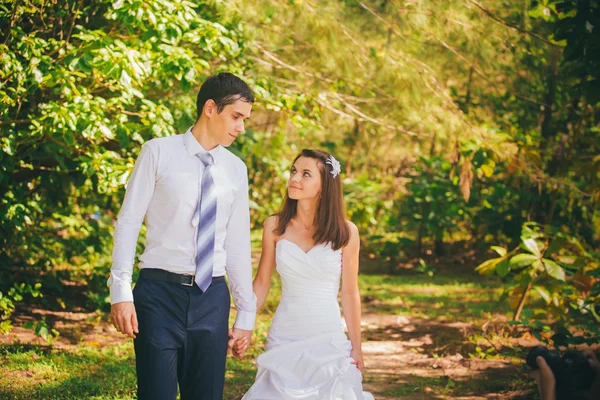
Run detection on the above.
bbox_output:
[183,127,222,164]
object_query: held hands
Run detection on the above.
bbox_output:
[110,302,139,339]
[228,328,252,359]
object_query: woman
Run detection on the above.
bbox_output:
[232,149,374,399]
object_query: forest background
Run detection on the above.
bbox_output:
[1,0,599,398]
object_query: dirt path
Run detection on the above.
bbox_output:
[0,308,123,350]
[360,313,531,399]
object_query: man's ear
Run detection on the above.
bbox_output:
[204,99,216,117]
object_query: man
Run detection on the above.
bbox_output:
[108,72,256,400]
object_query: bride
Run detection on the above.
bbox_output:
[231,149,374,400]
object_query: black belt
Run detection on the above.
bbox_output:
[139,268,225,287]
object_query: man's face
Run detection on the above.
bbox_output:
[205,99,252,147]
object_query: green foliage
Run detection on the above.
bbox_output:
[402,155,468,254]
[24,316,60,344]
[478,222,600,347]
[0,282,42,334]
[416,258,436,277]
[0,292,15,334]
[344,172,395,229]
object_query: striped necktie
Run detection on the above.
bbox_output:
[194,152,216,292]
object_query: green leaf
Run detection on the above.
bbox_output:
[534,286,551,304]
[543,259,566,281]
[0,320,13,334]
[556,255,576,265]
[496,259,511,277]
[480,162,494,178]
[522,238,542,257]
[509,253,538,268]
[475,257,503,274]
[491,246,507,257]
[37,325,48,340]
[120,70,132,88]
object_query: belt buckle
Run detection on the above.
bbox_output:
[182,275,195,286]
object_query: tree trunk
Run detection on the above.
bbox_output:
[513,281,533,321]
[416,202,428,257]
[434,236,445,256]
[540,48,560,148]
[464,66,474,114]
[345,120,359,177]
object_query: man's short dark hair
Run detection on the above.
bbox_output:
[196,72,255,120]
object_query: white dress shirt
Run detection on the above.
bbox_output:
[107,128,257,330]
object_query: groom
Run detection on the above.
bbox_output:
[108,72,257,400]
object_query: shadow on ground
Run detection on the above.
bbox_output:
[360,313,536,399]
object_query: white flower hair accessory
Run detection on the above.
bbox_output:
[326,155,341,178]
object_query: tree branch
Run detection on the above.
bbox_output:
[251,42,395,100]
[468,0,560,46]
[0,119,31,127]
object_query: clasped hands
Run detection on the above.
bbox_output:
[228,328,252,359]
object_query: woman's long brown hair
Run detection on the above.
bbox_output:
[275,149,350,250]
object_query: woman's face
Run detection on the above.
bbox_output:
[287,156,322,201]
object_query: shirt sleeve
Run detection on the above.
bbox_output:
[107,141,157,304]
[224,164,257,330]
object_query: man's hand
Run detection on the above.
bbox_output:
[228,328,252,359]
[110,302,138,339]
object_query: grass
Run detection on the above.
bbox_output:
[359,273,513,322]
[0,342,136,400]
[0,341,262,400]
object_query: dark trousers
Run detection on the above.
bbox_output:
[133,271,230,400]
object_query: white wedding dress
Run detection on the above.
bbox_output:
[242,239,374,400]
